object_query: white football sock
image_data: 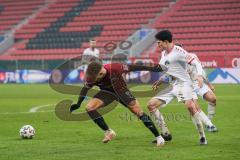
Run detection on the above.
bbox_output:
[208,102,216,120]
[151,109,170,134]
[191,116,205,138]
[194,111,214,127]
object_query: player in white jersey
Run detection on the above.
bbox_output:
[187,53,217,130]
[148,30,216,145]
[175,43,217,126]
[81,39,100,72]
[82,39,100,59]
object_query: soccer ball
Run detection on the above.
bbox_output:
[19,125,35,139]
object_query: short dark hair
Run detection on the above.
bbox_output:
[90,39,96,42]
[155,30,172,42]
[86,61,102,80]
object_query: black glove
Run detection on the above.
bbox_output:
[70,104,80,113]
[70,87,89,113]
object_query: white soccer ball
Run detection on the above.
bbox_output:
[19,125,35,139]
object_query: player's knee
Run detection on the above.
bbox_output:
[127,100,143,116]
[86,105,97,111]
[187,107,196,116]
[86,99,103,111]
[185,100,194,108]
[147,102,155,112]
[185,100,197,115]
[210,95,217,105]
[129,106,143,116]
[86,106,93,112]
[205,93,217,105]
[128,100,136,106]
[209,99,216,107]
[214,98,217,106]
[133,108,143,117]
[193,100,201,110]
[210,98,216,106]
[147,99,159,112]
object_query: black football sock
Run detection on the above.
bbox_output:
[139,113,160,137]
[87,110,109,131]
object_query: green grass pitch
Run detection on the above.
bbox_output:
[0,84,239,160]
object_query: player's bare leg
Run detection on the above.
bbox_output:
[127,100,165,147]
[203,91,217,121]
[184,99,207,145]
[193,99,218,132]
[86,98,116,143]
[147,98,172,141]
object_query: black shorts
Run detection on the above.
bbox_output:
[93,89,136,107]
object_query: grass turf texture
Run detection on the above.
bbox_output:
[0,84,239,160]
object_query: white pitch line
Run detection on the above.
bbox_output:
[0,97,234,115]
[0,110,54,115]
[0,104,55,115]
[29,104,54,113]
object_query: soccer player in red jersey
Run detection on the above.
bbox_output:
[70,61,167,146]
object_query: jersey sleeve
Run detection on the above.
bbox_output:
[175,47,203,76]
[175,46,195,64]
[108,63,130,74]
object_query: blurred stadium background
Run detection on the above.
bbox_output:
[0,0,239,83]
[0,0,240,159]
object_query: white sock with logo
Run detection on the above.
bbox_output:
[194,110,213,127]
[151,109,170,134]
[191,116,205,138]
[208,102,216,120]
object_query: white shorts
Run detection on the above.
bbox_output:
[153,82,195,107]
[193,81,212,99]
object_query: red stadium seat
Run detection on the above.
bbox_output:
[3,0,171,60]
[143,0,240,59]
[2,0,239,61]
[0,0,45,32]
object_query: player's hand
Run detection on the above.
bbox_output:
[152,80,163,91]
[197,75,203,88]
[70,103,80,113]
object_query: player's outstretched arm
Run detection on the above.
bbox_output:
[128,64,167,72]
[70,86,90,112]
[152,74,173,91]
[152,79,164,91]
[190,59,204,88]
[203,77,215,92]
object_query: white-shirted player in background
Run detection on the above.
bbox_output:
[83,39,100,58]
[81,39,100,72]
[175,43,218,129]
[148,30,215,145]
[187,53,217,128]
